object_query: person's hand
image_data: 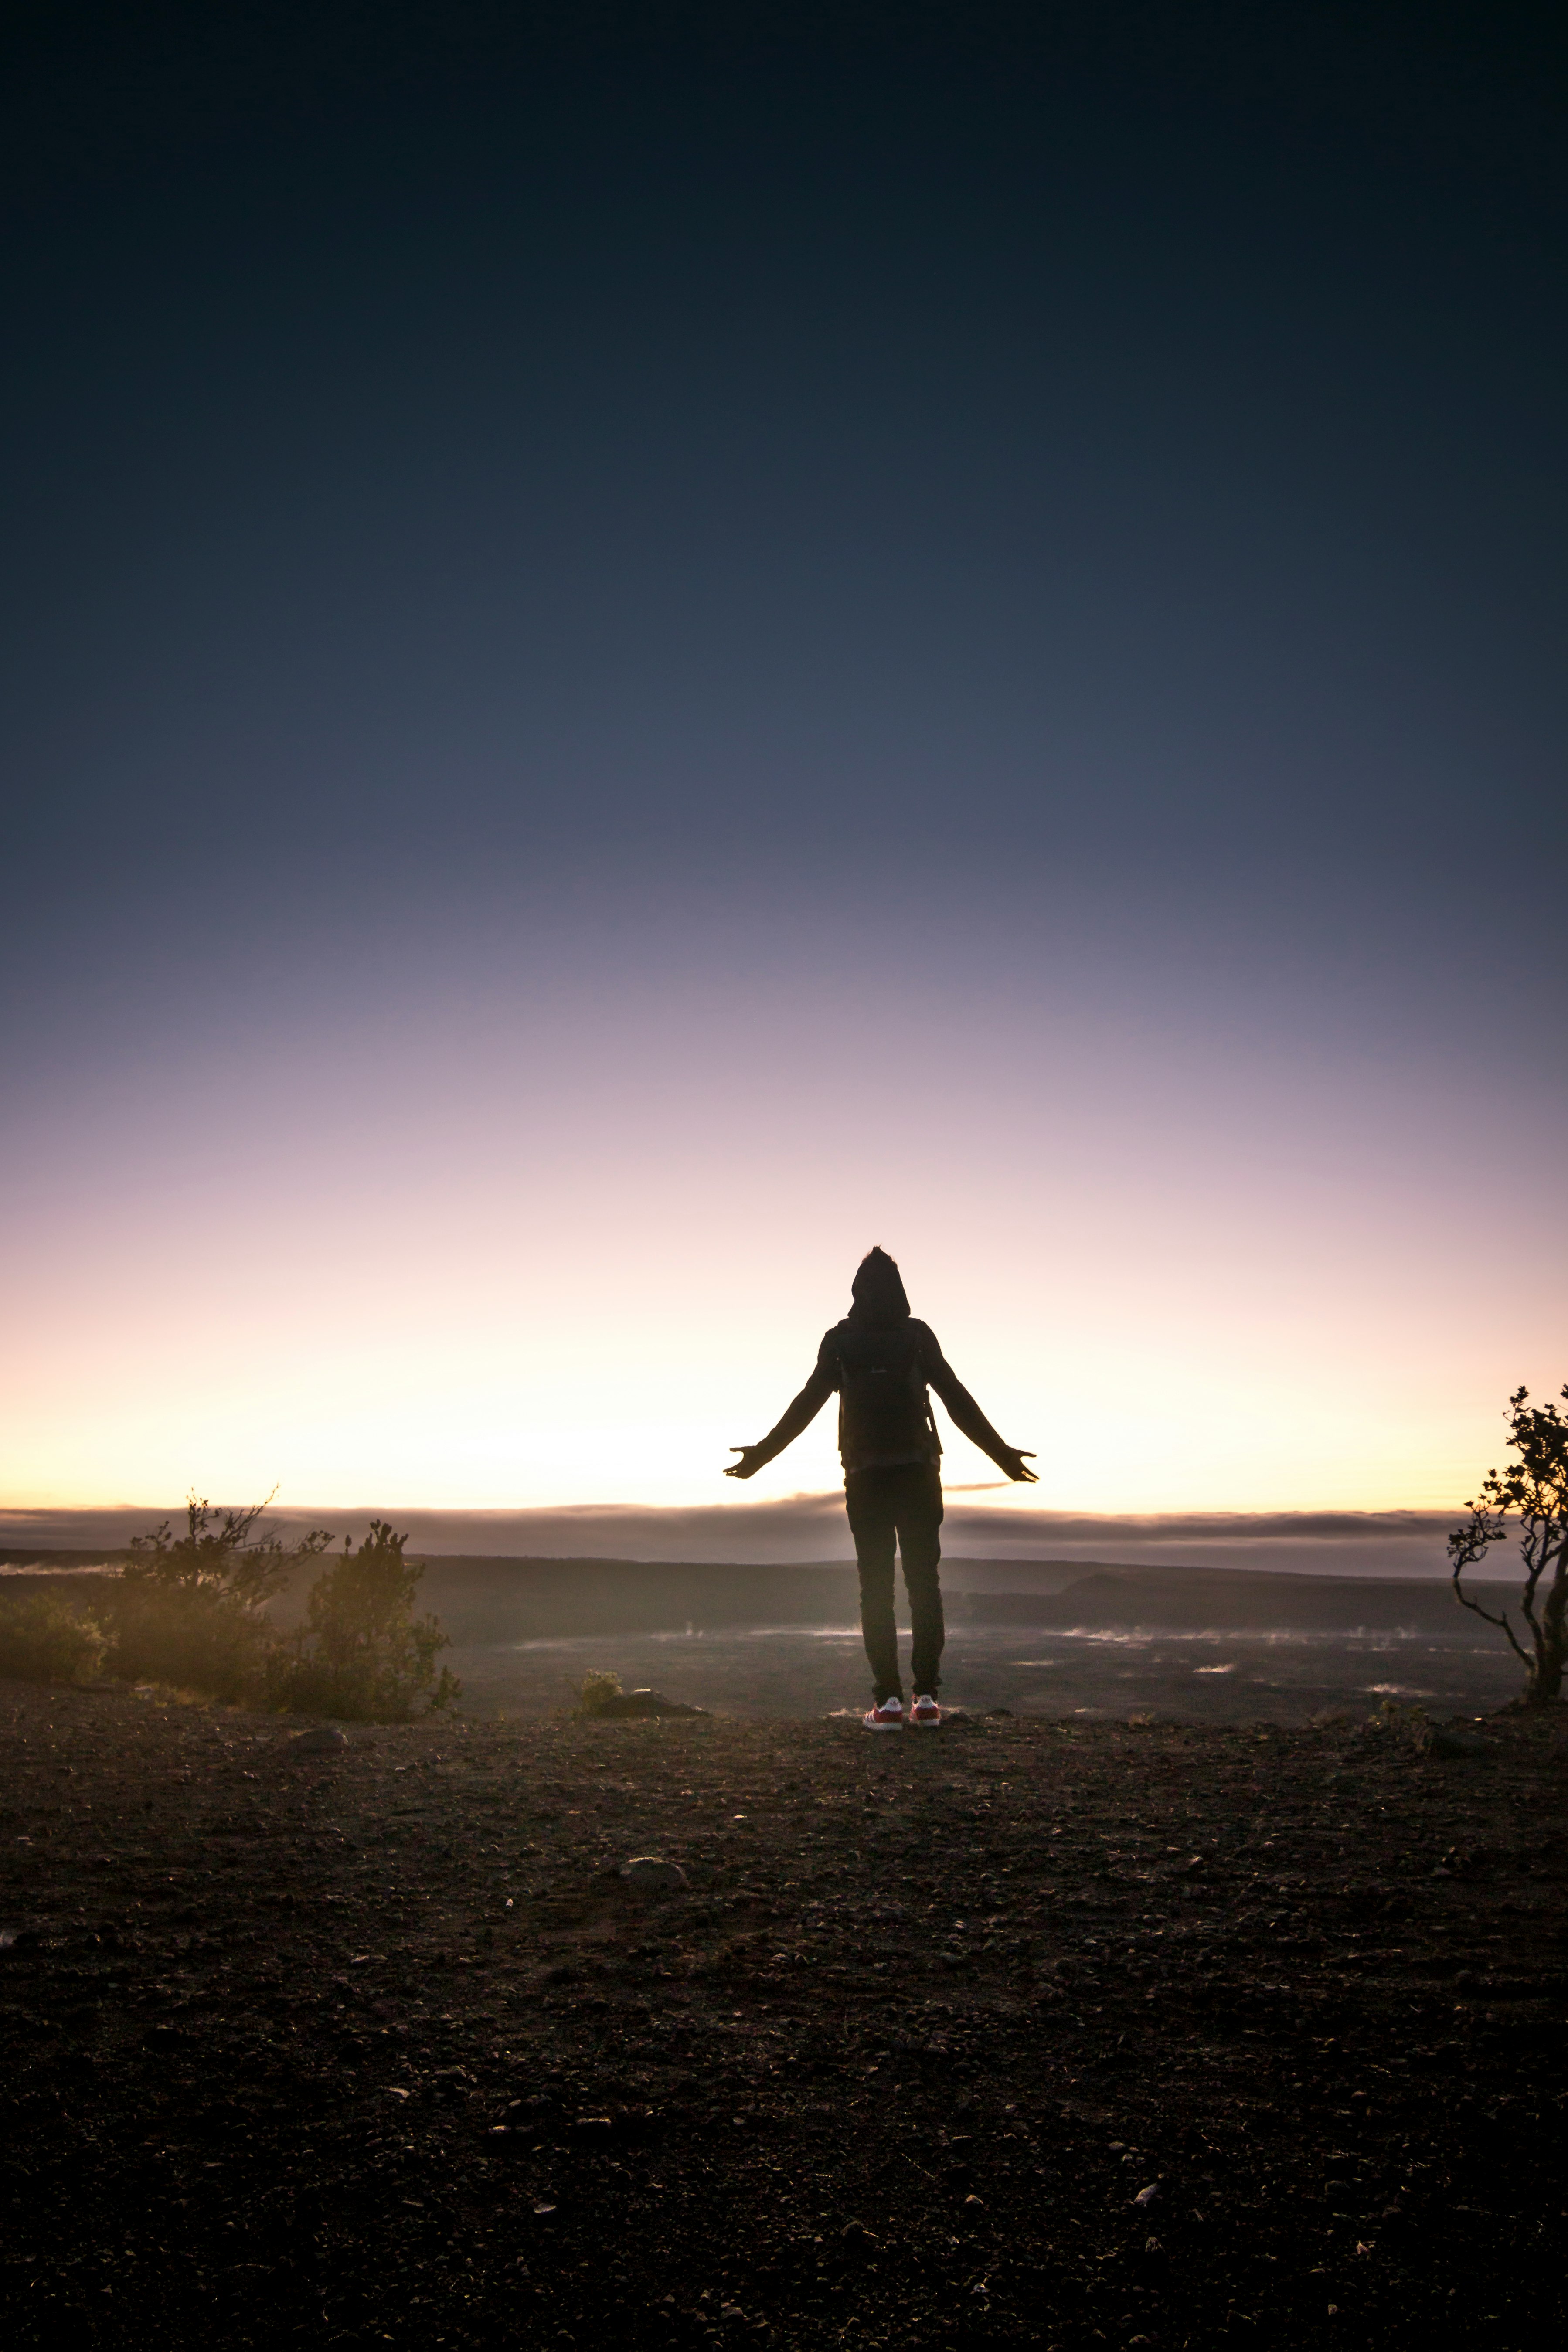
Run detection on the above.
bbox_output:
[725,1446,767,1480]
[999,1448,1038,1484]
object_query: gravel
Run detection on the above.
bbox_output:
[1,1680,1564,2347]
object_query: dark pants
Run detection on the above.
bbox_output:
[844,1464,945,1702]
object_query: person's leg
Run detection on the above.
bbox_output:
[895,1466,946,1696]
[845,1472,902,1702]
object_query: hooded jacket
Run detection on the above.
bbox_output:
[745,1251,1019,1478]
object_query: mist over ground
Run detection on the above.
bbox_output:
[4,1515,1527,1726]
[445,1621,1522,1730]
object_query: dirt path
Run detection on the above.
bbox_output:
[2,1681,1564,2348]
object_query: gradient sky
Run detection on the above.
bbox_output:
[3,4,1564,1521]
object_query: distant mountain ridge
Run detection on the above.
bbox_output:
[0,1500,1458,1578]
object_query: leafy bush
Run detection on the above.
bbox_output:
[105,1495,334,1704]
[84,1498,459,1718]
[268,1521,459,1721]
[123,1495,332,1606]
[0,1593,111,1684]
[578,1669,626,1716]
[1375,1696,1430,1746]
[105,1581,272,1703]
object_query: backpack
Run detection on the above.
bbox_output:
[832,1320,939,1462]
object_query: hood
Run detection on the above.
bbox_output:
[848,1246,911,1326]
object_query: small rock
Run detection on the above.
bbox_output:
[591,1690,707,1719]
[1427,1729,1489,1759]
[622,1856,688,1893]
[1134,2182,1160,2207]
[289,1726,348,1753]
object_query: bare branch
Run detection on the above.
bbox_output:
[1452,1579,1532,1666]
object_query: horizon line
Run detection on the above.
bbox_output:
[0,1497,1461,1542]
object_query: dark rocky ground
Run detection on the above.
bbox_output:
[2,1679,1565,2350]
[444,1619,1524,1727]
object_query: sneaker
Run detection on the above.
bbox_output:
[909,1693,942,1727]
[863,1696,905,1732]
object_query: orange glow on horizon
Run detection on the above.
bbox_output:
[3,971,1558,1522]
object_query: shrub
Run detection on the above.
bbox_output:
[268,1521,459,1721]
[1375,1696,1431,1746]
[105,1581,272,1703]
[0,1593,110,1684]
[123,1494,332,1607]
[105,1494,334,1704]
[578,1669,625,1716]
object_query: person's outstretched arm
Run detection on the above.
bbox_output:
[921,1329,1038,1482]
[724,1356,836,1479]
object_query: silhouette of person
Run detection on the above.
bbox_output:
[725,1248,1036,1728]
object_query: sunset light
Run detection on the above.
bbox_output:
[3,12,1562,2344]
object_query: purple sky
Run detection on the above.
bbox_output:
[2,7,1562,1522]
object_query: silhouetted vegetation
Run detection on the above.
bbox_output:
[0,1592,110,1684]
[1450,1383,1568,1705]
[86,1498,458,1717]
[123,1495,333,1605]
[106,1496,333,1704]
[577,1668,626,1715]
[268,1519,459,1720]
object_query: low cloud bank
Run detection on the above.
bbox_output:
[1,1498,1458,1577]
